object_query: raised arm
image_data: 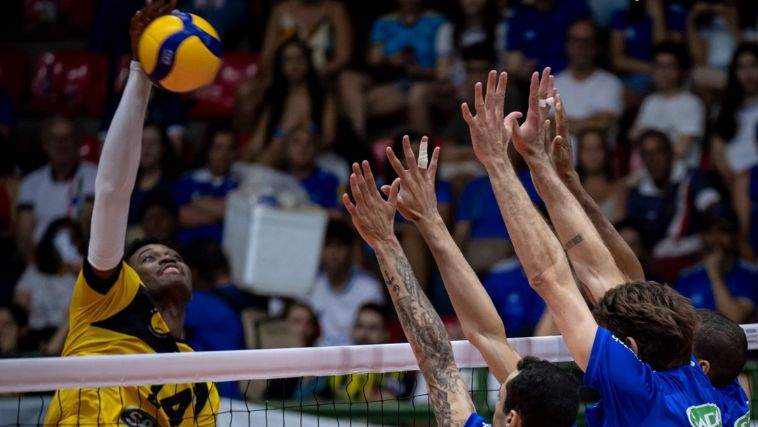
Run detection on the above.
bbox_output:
[463,71,596,370]
[343,162,474,426]
[383,134,520,384]
[550,94,645,285]
[88,0,174,278]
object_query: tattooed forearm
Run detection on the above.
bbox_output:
[377,251,473,426]
[564,234,584,250]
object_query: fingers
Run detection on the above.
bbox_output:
[418,136,429,169]
[342,193,357,217]
[380,185,391,196]
[361,160,378,195]
[526,71,540,114]
[538,67,552,100]
[484,70,497,112]
[402,135,419,175]
[504,111,523,136]
[350,164,367,207]
[386,144,407,178]
[494,72,507,118]
[555,93,569,140]
[427,146,441,181]
[474,82,485,117]
[461,102,475,126]
[543,119,552,151]
[387,178,400,207]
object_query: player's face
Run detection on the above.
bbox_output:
[129,244,191,303]
[736,51,758,97]
[493,370,520,427]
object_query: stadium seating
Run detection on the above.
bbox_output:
[188,52,258,120]
[28,50,108,116]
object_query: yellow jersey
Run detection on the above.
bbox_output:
[44,261,219,426]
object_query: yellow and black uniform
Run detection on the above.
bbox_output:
[44,261,219,427]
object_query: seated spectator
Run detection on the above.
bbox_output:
[0,303,27,356]
[284,301,320,347]
[554,20,624,136]
[482,258,545,338]
[243,39,338,168]
[127,123,177,226]
[454,146,543,275]
[686,0,739,90]
[615,218,664,282]
[183,238,258,398]
[504,0,592,79]
[306,220,384,347]
[712,43,758,184]
[16,116,97,263]
[734,164,758,261]
[624,130,722,282]
[608,0,681,95]
[338,0,447,138]
[675,210,758,324]
[285,126,342,214]
[630,42,705,168]
[128,191,180,244]
[13,218,81,351]
[174,125,239,244]
[575,128,625,222]
[351,303,390,346]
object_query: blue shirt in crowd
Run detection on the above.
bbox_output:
[299,168,341,209]
[371,11,447,69]
[609,3,687,62]
[675,261,758,310]
[506,0,592,73]
[483,259,544,338]
[173,169,239,243]
[750,165,758,254]
[456,171,542,240]
[584,326,747,426]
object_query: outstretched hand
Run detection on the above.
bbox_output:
[461,71,522,169]
[511,68,554,162]
[130,0,178,59]
[383,135,441,223]
[343,161,399,249]
[550,94,576,179]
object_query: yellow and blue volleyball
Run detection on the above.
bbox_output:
[138,11,222,93]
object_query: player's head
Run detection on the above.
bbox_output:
[694,309,747,387]
[492,356,579,427]
[352,303,390,345]
[592,281,698,371]
[125,238,191,304]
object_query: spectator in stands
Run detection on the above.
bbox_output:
[624,130,722,282]
[338,0,447,138]
[284,301,319,347]
[174,125,239,244]
[16,116,96,263]
[608,0,671,95]
[13,218,81,350]
[131,191,180,244]
[734,164,758,262]
[575,128,624,222]
[285,125,342,214]
[351,303,391,346]
[615,218,664,282]
[483,258,545,338]
[127,123,176,226]
[675,210,758,324]
[243,38,337,168]
[504,0,592,79]
[686,0,739,91]
[183,238,253,398]
[630,42,705,168]
[306,220,384,347]
[0,302,27,356]
[712,43,758,184]
[554,20,624,136]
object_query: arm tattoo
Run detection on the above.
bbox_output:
[564,234,584,251]
[378,253,472,427]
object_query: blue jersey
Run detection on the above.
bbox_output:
[585,326,745,426]
[464,413,491,427]
[173,169,239,243]
[483,259,545,337]
[300,168,341,209]
[370,11,446,69]
[718,381,750,425]
[675,261,758,310]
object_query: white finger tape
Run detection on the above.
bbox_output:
[418,139,429,169]
[538,97,555,108]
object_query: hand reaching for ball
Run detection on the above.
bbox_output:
[130,0,178,59]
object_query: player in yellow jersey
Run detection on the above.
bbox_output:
[44,1,219,425]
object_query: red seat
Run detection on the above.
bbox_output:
[23,0,97,37]
[188,53,258,120]
[28,50,109,116]
[0,48,27,106]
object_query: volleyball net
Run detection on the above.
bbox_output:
[2,326,758,426]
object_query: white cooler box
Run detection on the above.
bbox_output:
[223,193,328,297]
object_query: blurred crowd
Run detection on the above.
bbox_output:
[1,0,758,399]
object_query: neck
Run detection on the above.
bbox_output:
[570,66,594,80]
[658,87,680,97]
[401,9,422,23]
[157,300,186,339]
[327,269,350,290]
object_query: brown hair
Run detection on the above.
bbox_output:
[592,281,698,371]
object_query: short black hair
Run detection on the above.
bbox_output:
[124,237,178,263]
[504,356,580,427]
[181,238,231,284]
[324,220,355,247]
[140,190,179,220]
[0,302,28,329]
[694,309,747,387]
[461,41,496,64]
[653,41,691,71]
[357,303,391,328]
[637,129,673,157]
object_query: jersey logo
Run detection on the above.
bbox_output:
[687,403,722,427]
[734,409,749,427]
[149,309,171,337]
[120,408,159,427]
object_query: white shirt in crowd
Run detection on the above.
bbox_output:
[554,69,624,120]
[17,163,97,243]
[307,267,385,347]
[633,92,705,167]
[15,265,76,331]
[724,103,758,174]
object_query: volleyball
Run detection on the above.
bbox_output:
[137,11,222,93]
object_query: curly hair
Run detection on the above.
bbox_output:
[592,282,698,371]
